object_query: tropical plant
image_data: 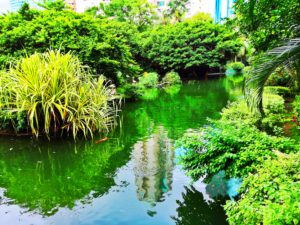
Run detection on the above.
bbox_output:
[0,51,118,139]
[245,38,300,114]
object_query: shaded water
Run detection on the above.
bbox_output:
[0,79,241,225]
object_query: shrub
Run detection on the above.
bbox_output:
[137,72,159,88]
[162,71,182,86]
[225,152,300,225]
[116,83,137,98]
[176,120,298,181]
[226,62,245,72]
[0,51,118,139]
[220,100,259,126]
[263,93,285,114]
[293,95,300,117]
[221,92,287,135]
[264,86,292,98]
[0,111,26,132]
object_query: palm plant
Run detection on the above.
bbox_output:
[0,50,119,139]
[245,38,300,114]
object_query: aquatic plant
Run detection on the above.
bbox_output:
[0,50,118,139]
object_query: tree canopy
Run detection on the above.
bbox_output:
[234,0,300,51]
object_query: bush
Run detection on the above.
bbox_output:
[0,51,118,139]
[263,92,285,114]
[221,93,287,135]
[220,100,259,126]
[176,120,298,181]
[137,72,159,88]
[264,86,292,97]
[162,71,182,86]
[225,152,300,225]
[226,62,245,72]
[0,111,26,132]
[293,95,300,117]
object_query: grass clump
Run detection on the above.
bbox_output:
[0,50,118,139]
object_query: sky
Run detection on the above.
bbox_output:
[0,0,10,14]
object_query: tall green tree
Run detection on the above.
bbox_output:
[100,0,157,31]
[0,8,140,82]
[142,18,242,75]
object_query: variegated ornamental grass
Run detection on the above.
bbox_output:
[0,50,119,139]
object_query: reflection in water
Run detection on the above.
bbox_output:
[0,138,127,215]
[133,127,174,203]
[172,186,228,225]
[206,171,242,200]
[0,79,241,225]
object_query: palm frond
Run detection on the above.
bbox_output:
[245,38,300,114]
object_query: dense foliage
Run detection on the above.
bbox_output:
[234,0,300,51]
[142,18,242,75]
[177,87,299,180]
[100,0,156,31]
[177,120,297,181]
[0,51,117,138]
[225,152,300,225]
[0,5,140,82]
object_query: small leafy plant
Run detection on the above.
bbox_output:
[226,62,245,72]
[162,71,182,86]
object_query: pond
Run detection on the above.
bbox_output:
[0,78,241,225]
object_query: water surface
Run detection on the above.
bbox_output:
[0,79,240,225]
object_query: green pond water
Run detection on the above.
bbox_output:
[0,78,241,225]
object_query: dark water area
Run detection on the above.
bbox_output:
[0,79,241,225]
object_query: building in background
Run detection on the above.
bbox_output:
[8,0,235,22]
[147,0,234,22]
[214,0,234,22]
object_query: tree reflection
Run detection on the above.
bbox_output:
[0,138,130,215]
[172,186,228,225]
